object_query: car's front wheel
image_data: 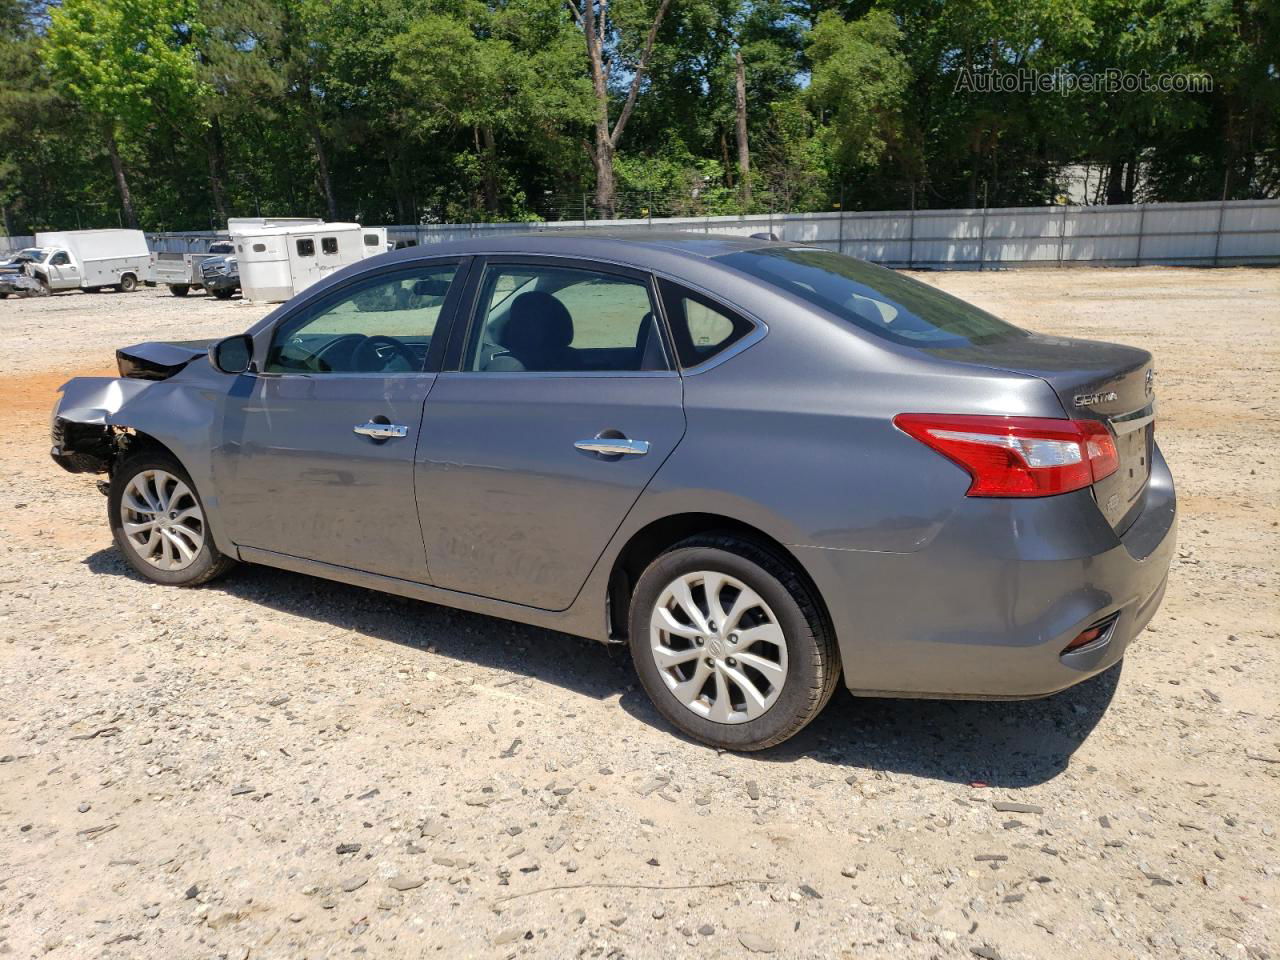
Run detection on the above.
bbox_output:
[108,453,235,586]
[629,535,840,751]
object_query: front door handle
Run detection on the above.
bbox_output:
[575,436,650,457]
[354,422,408,439]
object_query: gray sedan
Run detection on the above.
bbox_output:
[50,233,1176,750]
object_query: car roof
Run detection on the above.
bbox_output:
[381,230,782,271]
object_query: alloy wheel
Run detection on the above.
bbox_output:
[648,570,788,724]
[120,469,206,571]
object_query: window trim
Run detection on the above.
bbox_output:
[651,275,766,375]
[445,254,677,378]
[656,277,762,372]
[253,257,471,378]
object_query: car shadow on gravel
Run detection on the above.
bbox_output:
[86,547,1119,788]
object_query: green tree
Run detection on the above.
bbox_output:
[807,10,910,177]
[44,0,208,227]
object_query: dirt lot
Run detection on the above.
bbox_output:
[1,270,1277,960]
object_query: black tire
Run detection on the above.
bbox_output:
[108,451,236,587]
[212,287,235,300]
[117,273,138,292]
[628,535,840,751]
[84,286,101,294]
[169,284,190,297]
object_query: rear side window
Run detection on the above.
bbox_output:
[468,263,666,373]
[296,238,315,257]
[321,236,338,255]
[364,234,379,247]
[251,243,266,253]
[718,247,1025,347]
[658,280,753,367]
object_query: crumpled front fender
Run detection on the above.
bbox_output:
[50,368,237,557]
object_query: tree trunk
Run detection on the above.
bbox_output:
[481,125,500,215]
[1105,158,1127,205]
[734,49,751,206]
[206,115,229,226]
[720,130,733,187]
[591,138,614,219]
[580,0,672,219]
[104,126,138,229]
[309,123,338,220]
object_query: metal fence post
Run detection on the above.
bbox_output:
[907,207,916,269]
[978,205,988,272]
[1212,199,1227,266]
[1057,204,1067,267]
[1135,204,1146,267]
[837,193,844,256]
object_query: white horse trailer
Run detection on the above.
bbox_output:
[230,221,370,303]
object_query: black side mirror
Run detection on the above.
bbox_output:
[209,334,254,374]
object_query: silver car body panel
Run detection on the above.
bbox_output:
[51,232,1177,699]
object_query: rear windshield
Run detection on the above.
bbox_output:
[718,247,1026,347]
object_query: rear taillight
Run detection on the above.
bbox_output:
[894,414,1119,497]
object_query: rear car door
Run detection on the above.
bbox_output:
[214,259,466,580]
[415,256,686,610]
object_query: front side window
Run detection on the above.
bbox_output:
[718,247,1026,347]
[296,238,315,257]
[658,280,753,367]
[321,236,338,255]
[468,263,667,373]
[50,251,70,266]
[264,265,456,375]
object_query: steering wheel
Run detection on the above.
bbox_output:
[351,334,418,372]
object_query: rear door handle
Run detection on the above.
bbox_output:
[354,422,409,439]
[575,437,649,457]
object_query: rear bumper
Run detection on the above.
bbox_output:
[799,444,1177,698]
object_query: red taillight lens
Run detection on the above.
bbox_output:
[893,414,1119,497]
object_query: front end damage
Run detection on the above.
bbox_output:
[50,341,212,475]
[50,377,156,475]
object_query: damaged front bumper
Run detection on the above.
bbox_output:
[49,376,157,475]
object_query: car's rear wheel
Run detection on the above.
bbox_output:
[212,287,235,300]
[108,453,235,587]
[116,273,138,293]
[629,535,840,751]
[169,284,190,297]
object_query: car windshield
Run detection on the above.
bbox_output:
[13,249,44,263]
[718,247,1027,347]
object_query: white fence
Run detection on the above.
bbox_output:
[7,198,1279,269]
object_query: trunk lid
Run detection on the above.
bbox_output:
[927,333,1156,534]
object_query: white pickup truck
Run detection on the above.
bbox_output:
[24,229,150,294]
[149,241,235,296]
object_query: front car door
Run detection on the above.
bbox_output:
[214,259,467,580]
[47,250,80,289]
[415,256,686,610]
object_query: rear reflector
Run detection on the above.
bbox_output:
[1061,614,1120,655]
[894,414,1119,497]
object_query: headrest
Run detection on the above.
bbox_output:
[502,291,573,354]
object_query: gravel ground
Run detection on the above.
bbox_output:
[0,270,1277,960]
